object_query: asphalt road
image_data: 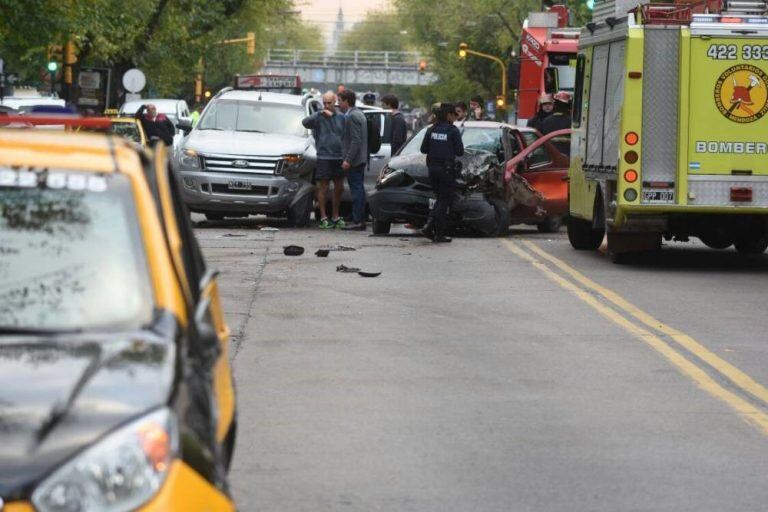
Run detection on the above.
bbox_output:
[194,216,768,512]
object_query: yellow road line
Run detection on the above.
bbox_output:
[520,240,768,408]
[504,240,768,436]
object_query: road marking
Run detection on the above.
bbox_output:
[505,240,768,436]
[520,240,768,408]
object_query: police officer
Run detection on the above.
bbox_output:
[420,103,464,243]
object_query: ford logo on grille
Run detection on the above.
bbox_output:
[232,160,249,168]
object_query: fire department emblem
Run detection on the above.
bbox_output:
[714,64,768,123]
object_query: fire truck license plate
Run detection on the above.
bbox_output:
[642,189,675,203]
[228,180,252,191]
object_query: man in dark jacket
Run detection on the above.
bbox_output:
[381,94,408,156]
[339,89,369,231]
[135,104,174,146]
[303,91,346,229]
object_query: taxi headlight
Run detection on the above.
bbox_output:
[32,408,178,512]
[180,149,201,169]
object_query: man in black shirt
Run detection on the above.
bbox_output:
[381,94,408,156]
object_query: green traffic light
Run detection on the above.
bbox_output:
[47,61,58,72]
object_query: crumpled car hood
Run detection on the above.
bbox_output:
[386,149,543,212]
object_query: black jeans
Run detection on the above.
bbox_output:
[428,165,456,237]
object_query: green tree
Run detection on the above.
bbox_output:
[338,10,411,53]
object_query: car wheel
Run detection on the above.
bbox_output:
[734,235,768,254]
[287,194,312,227]
[488,197,510,237]
[567,216,604,250]
[205,212,224,221]
[372,219,391,235]
[537,217,562,233]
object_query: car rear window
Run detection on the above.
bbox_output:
[0,169,153,331]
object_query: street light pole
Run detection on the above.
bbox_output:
[458,43,508,120]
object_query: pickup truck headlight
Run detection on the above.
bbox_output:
[179,148,201,169]
[277,154,304,175]
[32,408,178,512]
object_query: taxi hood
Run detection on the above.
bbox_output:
[184,129,310,156]
[0,331,175,498]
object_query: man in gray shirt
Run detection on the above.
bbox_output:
[338,89,368,230]
[303,91,346,229]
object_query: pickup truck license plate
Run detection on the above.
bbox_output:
[228,180,252,191]
[642,189,674,203]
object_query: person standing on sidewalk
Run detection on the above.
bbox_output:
[381,94,408,156]
[338,89,368,231]
[302,91,346,229]
[420,103,464,243]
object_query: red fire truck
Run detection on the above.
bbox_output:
[512,5,580,125]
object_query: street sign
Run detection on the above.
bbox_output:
[122,68,146,93]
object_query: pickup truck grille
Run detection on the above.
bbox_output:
[201,154,281,175]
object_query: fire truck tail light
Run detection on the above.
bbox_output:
[624,189,638,202]
[721,16,743,23]
[624,150,639,164]
[625,132,639,145]
[730,187,753,202]
[624,169,638,183]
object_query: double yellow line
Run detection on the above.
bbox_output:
[505,240,768,435]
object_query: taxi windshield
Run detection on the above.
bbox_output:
[111,121,141,144]
[0,170,154,332]
[198,99,305,137]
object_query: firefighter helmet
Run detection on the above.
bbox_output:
[538,94,554,105]
[553,91,573,104]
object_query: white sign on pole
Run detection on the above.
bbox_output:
[122,68,146,93]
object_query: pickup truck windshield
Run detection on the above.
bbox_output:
[198,100,305,137]
[0,170,153,332]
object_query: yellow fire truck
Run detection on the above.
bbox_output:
[568,0,768,260]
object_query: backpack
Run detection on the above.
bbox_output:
[366,114,382,154]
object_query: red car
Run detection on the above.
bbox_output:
[504,126,571,232]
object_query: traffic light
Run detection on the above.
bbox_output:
[418,60,427,74]
[204,90,212,99]
[246,32,255,55]
[64,40,77,65]
[47,44,63,72]
[496,95,505,108]
[459,43,468,59]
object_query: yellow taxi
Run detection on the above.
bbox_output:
[0,117,237,511]
[78,111,147,148]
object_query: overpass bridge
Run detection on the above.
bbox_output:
[260,49,438,87]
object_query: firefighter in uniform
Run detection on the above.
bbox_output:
[527,94,554,133]
[420,103,464,243]
[539,91,573,156]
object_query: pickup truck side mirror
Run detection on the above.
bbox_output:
[177,118,193,135]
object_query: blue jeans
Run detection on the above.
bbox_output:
[347,164,366,223]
